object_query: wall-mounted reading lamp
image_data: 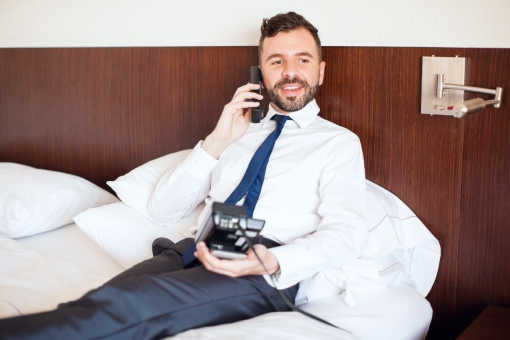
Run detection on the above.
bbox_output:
[421,56,503,118]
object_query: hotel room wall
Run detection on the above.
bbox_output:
[1,0,509,48]
[0,46,508,339]
[1,1,509,339]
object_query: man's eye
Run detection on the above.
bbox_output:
[271,60,282,65]
[300,59,309,63]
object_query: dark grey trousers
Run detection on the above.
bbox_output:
[0,237,298,340]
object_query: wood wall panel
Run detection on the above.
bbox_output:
[455,49,510,336]
[1,46,509,339]
[0,47,258,189]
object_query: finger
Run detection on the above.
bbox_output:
[194,242,211,262]
[227,100,261,111]
[223,101,260,118]
[199,253,242,277]
[195,243,263,276]
[231,91,263,104]
[194,242,211,259]
[232,83,261,98]
[232,87,264,101]
[246,249,257,261]
[201,252,258,276]
[242,107,253,120]
[195,243,229,268]
[247,244,266,257]
[253,244,267,251]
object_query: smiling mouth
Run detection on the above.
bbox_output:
[282,85,301,91]
[268,78,318,112]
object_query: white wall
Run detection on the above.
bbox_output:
[1,0,509,48]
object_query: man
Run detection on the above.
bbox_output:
[0,12,368,339]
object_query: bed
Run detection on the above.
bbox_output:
[0,151,440,339]
[1,39,509,338]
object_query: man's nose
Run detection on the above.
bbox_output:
[282,61,297,79]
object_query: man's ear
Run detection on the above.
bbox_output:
[318,61,326,86]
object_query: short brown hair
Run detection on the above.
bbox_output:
[259,12,322,62]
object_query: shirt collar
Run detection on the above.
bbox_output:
[261,99,320,129]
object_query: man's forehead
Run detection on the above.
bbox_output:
[260,28,319,61]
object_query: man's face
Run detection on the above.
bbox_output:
[259,28,326,114]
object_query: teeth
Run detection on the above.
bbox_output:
[283,86,300,90]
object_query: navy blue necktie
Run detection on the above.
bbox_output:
[224,114,291,217]
[182,115,291,266]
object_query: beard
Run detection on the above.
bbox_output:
[266,77,319,112]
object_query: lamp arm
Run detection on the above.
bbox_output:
[436,74,503,108]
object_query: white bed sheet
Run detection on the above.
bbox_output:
[171,283,431,340]
[0,223,123,318]
[0,223,432,340]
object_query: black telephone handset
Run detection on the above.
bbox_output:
[250,66,264,123]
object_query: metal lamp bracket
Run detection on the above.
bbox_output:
[421,56,503,116]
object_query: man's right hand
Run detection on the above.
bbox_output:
[202,83,263,159]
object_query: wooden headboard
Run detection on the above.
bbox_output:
[1,46,509,338]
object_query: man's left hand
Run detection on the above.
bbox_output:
[194,241,280,277]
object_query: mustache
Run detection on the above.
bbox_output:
[274,77,308,89]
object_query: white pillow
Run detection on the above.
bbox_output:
[74,202,200,268]
[0,163,118,238]
[106,149,192,217]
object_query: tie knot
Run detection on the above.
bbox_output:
[272,114,292,125]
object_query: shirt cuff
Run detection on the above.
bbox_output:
[180,141,218,180]
[266,244,307,289]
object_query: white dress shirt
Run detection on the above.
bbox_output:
[149,100,379,305]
